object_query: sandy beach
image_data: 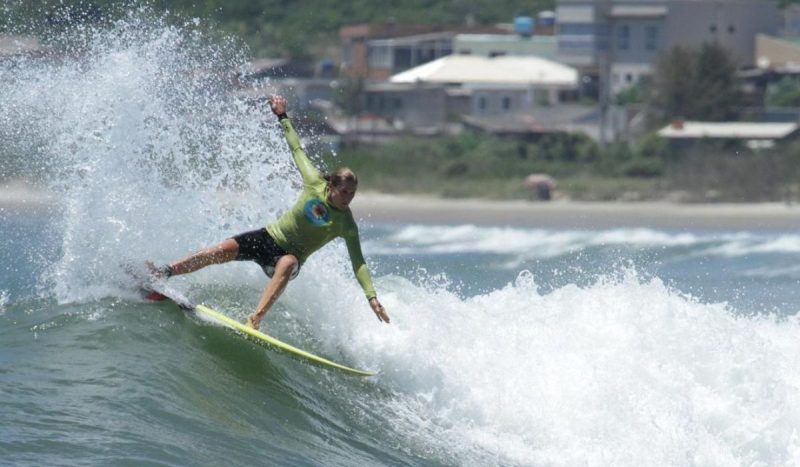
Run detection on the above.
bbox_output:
[0,181,55,212]
[353,192,800,231]
[4,182,800,231]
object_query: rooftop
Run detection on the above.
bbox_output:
[658,121,799,139]
[389,54,578,86]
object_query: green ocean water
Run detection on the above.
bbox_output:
[5,207,800,466]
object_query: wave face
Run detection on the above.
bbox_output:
[3,6,800,467]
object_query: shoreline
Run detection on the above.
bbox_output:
[353,193,800,231]
[4,182,800,231]
[0,181,55,213]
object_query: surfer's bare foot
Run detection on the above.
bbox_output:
[246,314,260,330]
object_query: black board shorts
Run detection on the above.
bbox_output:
[231,228,300,279]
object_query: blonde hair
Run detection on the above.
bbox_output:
[324,167,358,189]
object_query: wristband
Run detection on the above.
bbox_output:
[276,112,288,121]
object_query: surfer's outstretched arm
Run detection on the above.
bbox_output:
[344,225,391,324]
[269,95,322,186]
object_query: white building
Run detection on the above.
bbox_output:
[389,54,579,116]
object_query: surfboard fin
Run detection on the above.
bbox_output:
[144,290,168,301]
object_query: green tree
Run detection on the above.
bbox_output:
[693,42,740,120]
[615,83,643,105]
[766,77,800,107]
[650,46,697,121]
[650,43,740,122]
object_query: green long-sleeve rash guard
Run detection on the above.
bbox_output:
[266,118,377,300]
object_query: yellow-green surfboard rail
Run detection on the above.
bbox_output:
[124,261,374,377]
[193,303,375,377]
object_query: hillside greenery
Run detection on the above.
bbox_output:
[2,0,555,58]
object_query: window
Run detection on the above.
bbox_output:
[558,38,595,51]
[367,45,390,68]
[478,96,487,112]
[502,97,511,110]
[645,26,658,51]
[534,89,550,106]
[393,47,412,70]
[559,23,598,35]
[616,24,630,51]
[343,44,353,65]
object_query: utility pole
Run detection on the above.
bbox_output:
[597,0,613,148]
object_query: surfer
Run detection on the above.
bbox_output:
[148,95,390,329]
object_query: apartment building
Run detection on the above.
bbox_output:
[556,0,781,95]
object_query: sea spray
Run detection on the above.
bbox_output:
[0,7,300,302]
[331,267,800,466]
[0,290,8,313]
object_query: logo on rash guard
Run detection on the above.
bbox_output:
[303,199,330,226]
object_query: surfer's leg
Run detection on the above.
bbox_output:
[247,255,299,330]
[167,238,240,276]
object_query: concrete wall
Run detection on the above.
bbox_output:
[665,0,780,67]
[363,86,447,127]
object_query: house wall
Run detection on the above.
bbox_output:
[363,86,447,127]
[453,34,558,58]
[556,1,599,68]
[367,34,454,78]
[556,0,780,95]
[469,89,531,115]
[665,0,780,67]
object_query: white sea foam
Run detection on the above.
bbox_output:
[0,290,8,314]
[333,268,800,466]
[368,224,800,261]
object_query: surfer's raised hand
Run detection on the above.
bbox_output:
[268,94,287,116]
[369,297,390,323]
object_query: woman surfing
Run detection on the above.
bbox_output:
[148,95,390,329]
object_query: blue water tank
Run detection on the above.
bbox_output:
[514,16,534,37]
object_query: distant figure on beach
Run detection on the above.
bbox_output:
[148,95,390,329]
[524,173,556,201]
